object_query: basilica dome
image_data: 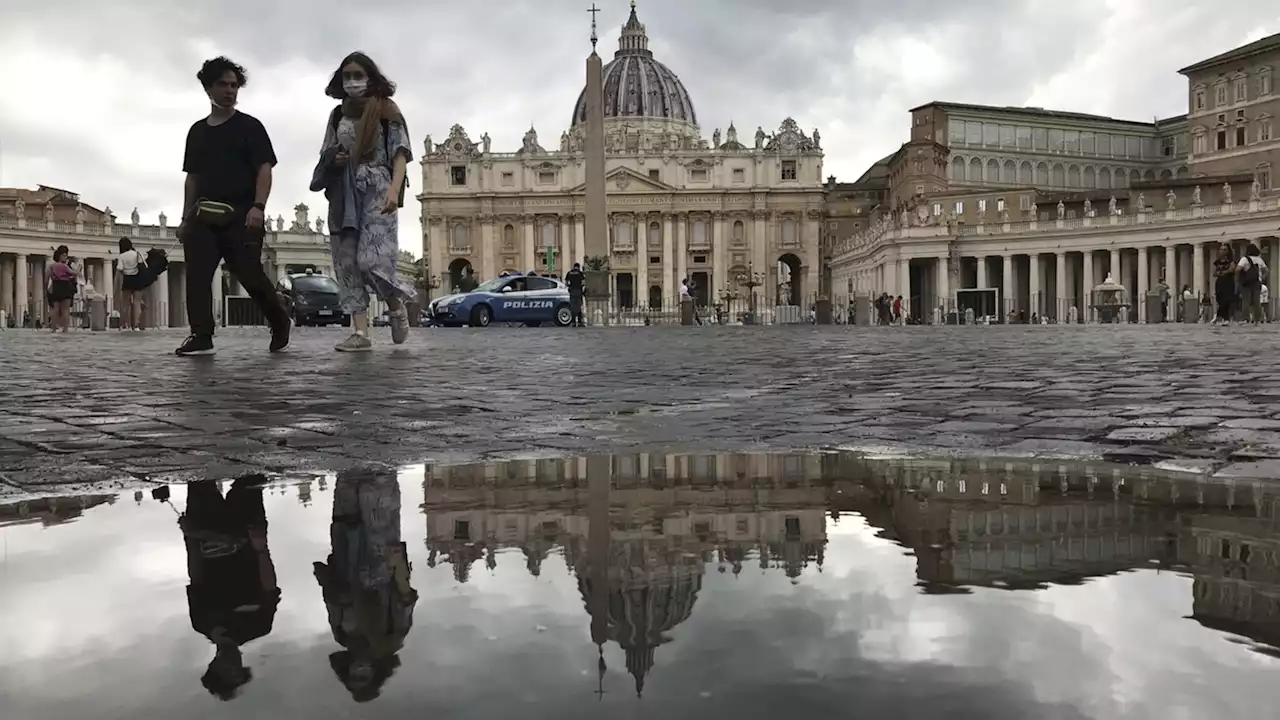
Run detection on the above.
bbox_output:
[570,3,697,128]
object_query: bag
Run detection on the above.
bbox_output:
[329,107,410,207]
[194,200,236,228]
[1241,258,1260,287]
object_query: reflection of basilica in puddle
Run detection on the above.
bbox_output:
[420,452,1280,689]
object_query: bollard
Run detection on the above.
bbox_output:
[680,298,695,326]
[90,297,108,331]
[814,298,832,325]
[1181,296,1198,323]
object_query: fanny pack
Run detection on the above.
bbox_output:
[194,200,236,228]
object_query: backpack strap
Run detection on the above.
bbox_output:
[329,106,343,136]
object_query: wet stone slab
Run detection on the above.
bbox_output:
[3,325,1280,486]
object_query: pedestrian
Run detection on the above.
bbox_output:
[1211,243,1237,326]
[892,295,903,325]
[564,262,585,327]
[311,52,418,353]
[116,236,148,331]
[45,245,76,334]
[175,56,291,356]
[1237,243,1269,325]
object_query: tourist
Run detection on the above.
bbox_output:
[312,51,417,353]
[564,262,585,327]
[314,470,417,702]
[176,56,291,356]
[1237,243,1269,325]
[1211,243,1237,326]
[893,295,903,325]
[45,245,76,333]
[179,476,279,701]
[116,236,147,331]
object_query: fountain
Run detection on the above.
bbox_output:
[1090,273,1130,324]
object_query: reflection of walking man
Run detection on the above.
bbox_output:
[564,262,585,327]
[180,476,279,701]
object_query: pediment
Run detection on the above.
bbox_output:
[568,166,675,193]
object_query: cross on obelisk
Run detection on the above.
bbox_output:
[587,3,600,48]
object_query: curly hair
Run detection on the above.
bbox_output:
[197,56,248,90]
[325,52,396,99]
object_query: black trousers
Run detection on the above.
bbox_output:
[1214,275,1236,322]
[569,292,584,325]
[183,216,288,336]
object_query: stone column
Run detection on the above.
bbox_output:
[1137,246,1149,323]
[1109,248,1120,280]
[574,213,586,269]
[212,266,224,328]
[804,210,821,302]
[675,213,688,302]
[479,216,496,280]
[897,259,909,315]
[559,214,573,278]
[175,264,187,327]
[0,256,12,316]
[14,254,28,326]
[1192,242,1206,299]
[712,212,726,298]
[1001,254,1013,316]
[1267,238,1280,321]
[1082,250,1095,323]
[636,215,649,307]
[752,210,768,294]
[976,255,988,290]
[155,270,170,328]
[583,47,608,263]
[102,258,115,317]
[1029,253,1042,318]
[936,255,950,315]
[1054,252,1067,321]
[31,256,46,325]
[522,216,536,271]
[1165,245,1178,322]
[661,213,674,303]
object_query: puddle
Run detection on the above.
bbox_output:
[1,452,1277,718]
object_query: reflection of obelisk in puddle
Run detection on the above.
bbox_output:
[587,454,611,698]
[583,4,610,324]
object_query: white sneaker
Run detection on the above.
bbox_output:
[335,332,373,353]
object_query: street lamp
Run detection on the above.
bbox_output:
[736,264,764,325]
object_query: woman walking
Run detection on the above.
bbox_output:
[116,237,148,331]
[45,245,77,333]
[312,52,417,353]
[1212,243,1237,326]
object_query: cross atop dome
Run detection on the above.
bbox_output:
[617,0,650,57]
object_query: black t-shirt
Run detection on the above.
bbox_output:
[564,269,584,292]
[182,112,277,210]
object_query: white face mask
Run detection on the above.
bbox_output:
[343,80,367,98]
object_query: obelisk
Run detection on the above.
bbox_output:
[583,5,609,289]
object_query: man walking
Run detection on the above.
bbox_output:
[564,262,585,327]
[175,56,291,356]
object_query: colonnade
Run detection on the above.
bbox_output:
[0,251,193,329]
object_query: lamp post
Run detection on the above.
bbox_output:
[716,286,738,325]
[736,264,764,325]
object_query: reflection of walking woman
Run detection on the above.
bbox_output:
[314,470,417,703]
[1212,243,1237,326]
[313,52,418,353]
[45,245,76,333]
[117,237,148,330]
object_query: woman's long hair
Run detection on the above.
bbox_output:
[324,52,396,99]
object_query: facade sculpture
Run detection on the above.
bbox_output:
[44,202,54,222]
[1252,179,1263,201]
[1083,198,1092,217]
[1136,193,1146,212]
[418,3,825,310]
[1192,185,1202,205]
[1223,182,1233,204]
[1056,200,1065,220]
[481,133,491,154]
[1108,196,1118,216]
[1166,189,1176,210]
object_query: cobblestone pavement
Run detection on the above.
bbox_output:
[3,323,1280,495]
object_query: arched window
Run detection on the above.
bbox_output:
[614,218,633,248]
[1019,162,1032,184]
[781,217,797,246]
[648,221,661,248]
[502,223,515,248]
[1115,168,1128,188]
[1052,164,1066,187]
[1035,162,1048,185]
[692,218,707,247]
[1067,165,1080,188]
[451,222,469,249]
[1083,167,1096,188]
[969,157,982,182]
[1003,160,1016,183]
[987,158,1000,183]
[951,157,966,181]
[540,220,556,248]
[732,220,744,245]
[1099,167,1112,189]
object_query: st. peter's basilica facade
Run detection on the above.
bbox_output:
[418,4,825,309]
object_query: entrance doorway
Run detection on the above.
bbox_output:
[648,284,662,309]
[448,258,474,293]
[615,273,635,308]
[690,271,710,307]
[777,253,802,306]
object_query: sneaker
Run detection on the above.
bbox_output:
[335,332,373,353]
[269,320,291,353]
[175,334,215,356]
[388,308,410,345]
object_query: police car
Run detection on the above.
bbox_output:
[429,272,574,327]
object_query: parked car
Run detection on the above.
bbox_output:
[277,270,350,327]
[428,272,574,327]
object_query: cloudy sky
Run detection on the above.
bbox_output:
[2,0,1278,258]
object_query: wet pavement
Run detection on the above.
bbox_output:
[5,324,1280,497]
[1,451,1276,719]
